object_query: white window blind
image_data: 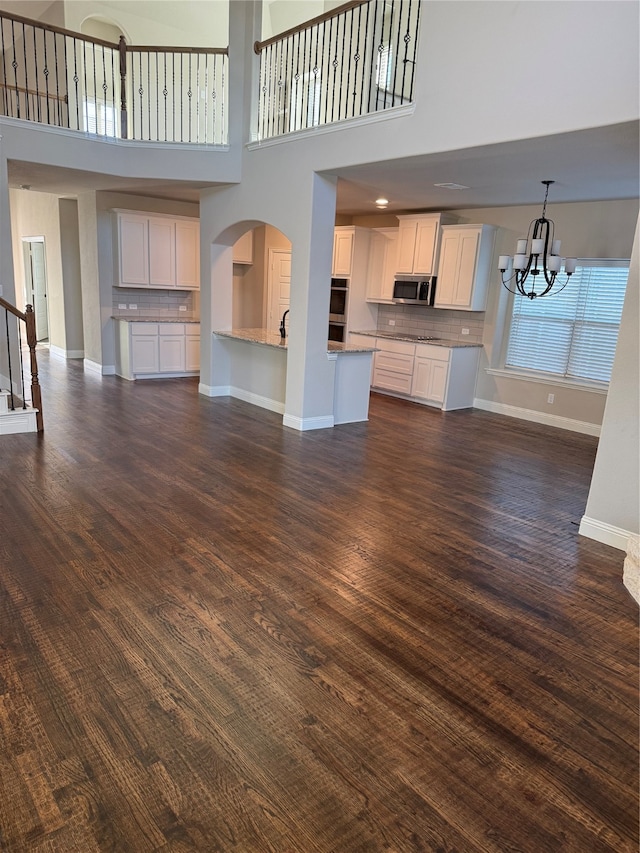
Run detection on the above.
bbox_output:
[505,259,629,384]
[83,99,117,137]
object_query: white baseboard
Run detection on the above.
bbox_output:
[473,398,601,436]
[83,359,115,376]
[50,345,84,360]
[230,386,284,415]
[283,413,335,431]
[198,383,231,397]
[578,516,633,552]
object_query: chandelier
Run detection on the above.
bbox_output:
[499,180,577,299]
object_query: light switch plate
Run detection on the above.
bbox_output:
[129,304,137,310]
[179,305,187,312]
[118,303,127,310]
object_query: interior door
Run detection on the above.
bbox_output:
[23,239,49,341]
[267,249,291,334]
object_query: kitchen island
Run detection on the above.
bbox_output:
[212,328,377,426]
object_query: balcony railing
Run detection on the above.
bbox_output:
[0,10,228,145]
[254,0,420,140]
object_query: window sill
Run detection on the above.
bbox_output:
[485,367,608,395]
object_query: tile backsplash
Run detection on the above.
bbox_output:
[377,304,485,343]
[112,288,197,319]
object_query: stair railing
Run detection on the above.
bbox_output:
[0,8,228,145]
[0,297,43,432]
[254,0,421,140]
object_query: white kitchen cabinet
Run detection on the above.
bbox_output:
[175,220,200,288]
[396,214,456,276]
[116,320,200,379]
[185,326,201,371]
[148,218,176,288]
[368,336,481,410]
[118,214,149,286]
[115,210,200,290]
[332,228,354,276]
[366,228,398,302]
[434,224,496,311]
[131,324,160,374]
[233,230,253,264]
[372,338,415,395]
[159,324,186,372]
[411,345,450,404]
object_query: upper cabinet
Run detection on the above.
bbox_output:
[115,211,200,290]
[332,227,354,276]
[366,228,398,302]
[396,213,456,275]
[233,230,254,265]
[434,224,496,311]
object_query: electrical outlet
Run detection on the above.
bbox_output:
[388,319,396,326]
[179,305,187,312]
[118,303,127,310]
[547,393,555,404]
[461,327,470,335]
[128,304,137,310]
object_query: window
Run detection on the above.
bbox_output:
[505,259,629,384]
[83,98,118,137]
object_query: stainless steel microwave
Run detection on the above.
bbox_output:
[393,277,436,305]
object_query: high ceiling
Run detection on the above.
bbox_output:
[7,121,639,214]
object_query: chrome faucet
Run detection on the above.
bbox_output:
[279,309,289,339]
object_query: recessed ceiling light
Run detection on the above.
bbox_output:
[434,182,470,190]
[375,197,389,207]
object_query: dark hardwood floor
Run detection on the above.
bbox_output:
[0,351,637,852]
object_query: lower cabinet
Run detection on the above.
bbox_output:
[370,337,480,410]
[116,321,200,379]
[411,346,449,405]
[372,339,415,395]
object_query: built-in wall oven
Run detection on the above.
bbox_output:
[328,277,348,342]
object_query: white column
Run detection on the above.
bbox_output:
[283,173,337,430]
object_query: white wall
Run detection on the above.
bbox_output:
[62,0,229,47]
[581,214,640,548]
[9,189,69,349]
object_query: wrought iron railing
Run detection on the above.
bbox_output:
[254,0,420,140]
[0,10,228,145]
[0,298,43,432]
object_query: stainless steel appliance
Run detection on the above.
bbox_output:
[392,277,436,305]
[328,277,348,342]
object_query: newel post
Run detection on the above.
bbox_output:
[119,35,128,139]
[24,304,43,432]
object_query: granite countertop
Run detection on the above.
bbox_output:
[355,329,483,348]
[213,328,376,354]
[112,316,200,324]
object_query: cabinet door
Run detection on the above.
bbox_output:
[333,230,354,276]
[131,336,158,373]
[396,220,418,274]
[119,215,149,286]
[427,360,448,403]
[452,229,481,307]
[434,230,460,307]
[148,218,176,287]
[381,231,399,300]
[159,336,185,372]
[185,333,200,371]
[413,218,439,274]
[365,232,386,300]
[411,356,433,399]
[175,220,200,290]
[233,230,253,264]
